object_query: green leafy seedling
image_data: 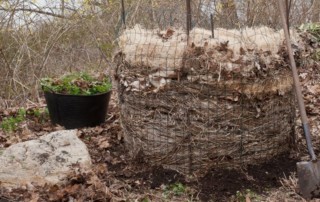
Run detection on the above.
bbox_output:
[1,108,26,132]
[235,189,260,202]
[171,182,186,196]
[163,182,186,198]
[299,23,320,41]
[140,197,150,202]
[40,72,112,96]
[32,108,42,118]
[27,107,50,123]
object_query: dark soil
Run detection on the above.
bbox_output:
[106,151,297,201]
[85,101,298,201]
[106,128,297,202]
[197,155,297,201]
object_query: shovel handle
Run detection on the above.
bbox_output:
[278,0,317,161]
[303,123,317,161]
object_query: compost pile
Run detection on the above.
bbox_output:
[115,25,295,176]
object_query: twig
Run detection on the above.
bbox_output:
[218,63,222,82]
[0,7,66,19]
[129,0,142,26]
[38,24,72,73]
[12,78,30,91]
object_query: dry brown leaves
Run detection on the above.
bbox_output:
[2,30,320,201]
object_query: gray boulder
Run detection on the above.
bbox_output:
[0,130,91,189]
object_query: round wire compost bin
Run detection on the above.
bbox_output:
[115,25,295,176]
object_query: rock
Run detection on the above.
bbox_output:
[0,130,91,189]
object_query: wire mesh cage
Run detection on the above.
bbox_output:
[114,0,298,176]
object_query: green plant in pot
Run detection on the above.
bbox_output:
[40,72,112,129]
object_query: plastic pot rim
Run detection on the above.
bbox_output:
[42,89,112,97]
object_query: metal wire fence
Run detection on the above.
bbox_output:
[113,0,315,175]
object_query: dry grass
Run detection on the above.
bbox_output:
[265,174,306,202]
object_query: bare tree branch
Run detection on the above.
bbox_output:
[0,7,66,19]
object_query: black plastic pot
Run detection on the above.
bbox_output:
[44,91,111,129]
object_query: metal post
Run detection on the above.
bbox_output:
[121,0,126,28]
[61,0,65,16]
[210,14,214,38]
[186,0,192,44]
[285,0,291,34]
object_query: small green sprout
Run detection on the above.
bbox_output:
[235,189,260,202]
[1,108,26,132]
[163,182,186,198]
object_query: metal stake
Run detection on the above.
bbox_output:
[285,0,291,34]
[210,14,214,38]
[121,0,126,28]
[186,0,192,44]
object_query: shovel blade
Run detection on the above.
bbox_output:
[297,161,320,199]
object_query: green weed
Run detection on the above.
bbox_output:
[33,108,42,118]
[235,189,260,202]
[299,23,320,41]
[163,182,186,198]
[26,107,50,123]
[1,108,26,132]
[140,197,150,202]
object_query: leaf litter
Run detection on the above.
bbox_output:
[2,28,320,201]
[0,91,302,201]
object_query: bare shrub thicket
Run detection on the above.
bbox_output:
[0,0,319,108]
[0,0,121,107]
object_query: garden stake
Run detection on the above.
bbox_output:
[186,0,191,45]
[121,0,126,29]
[279,0,320,199]
[210,14,214,38]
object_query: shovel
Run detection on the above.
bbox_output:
[278,0,320,199]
